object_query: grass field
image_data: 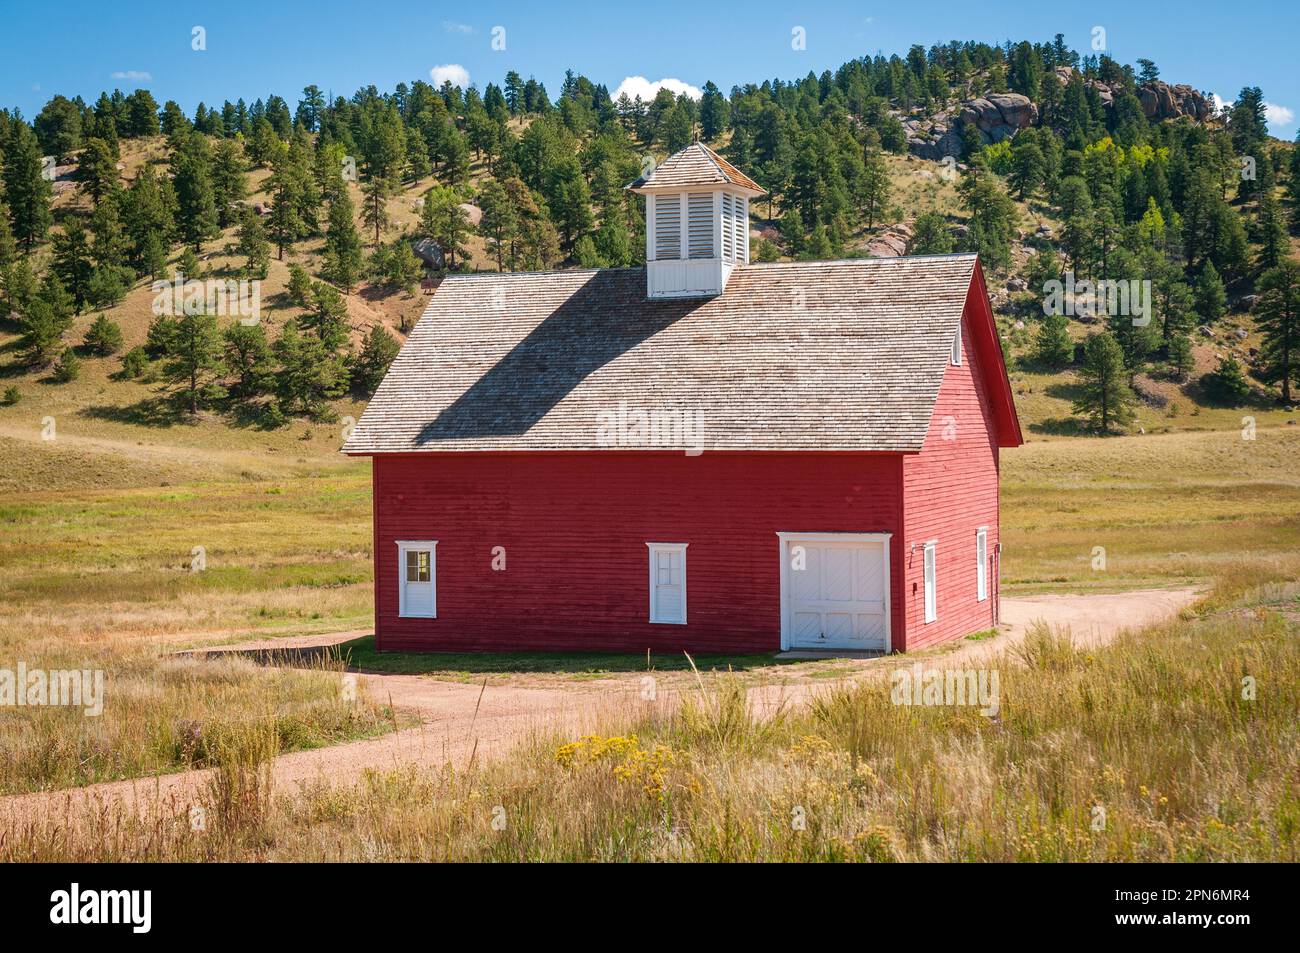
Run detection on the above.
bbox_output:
[1,415,1296,800]
[5,577,1296,861]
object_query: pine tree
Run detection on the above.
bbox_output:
[1008,138,1046,200]
[1201,355,1251,405]
[1254,258,1300,403]
[176,246,203,281]
[273,319,347,418]
[477,179,518,271]
[51,347,81,383]
[237,209,270,280]
[349,324,400,396]
[19,298,73,367]
[287,264,313,308]
[0,200,16,277]
[910,212,954,255]
[161,308,225,414]
[321,190,364,291]
[860,149,890,228]
[52,217,94,312]
[3,123,54,248]
[83,314,124,355]
[140,232,168,281]
[1193,262,1226,324]
[211,138,248,229]
[1073,331,1137,432]
[80,137,120,205]
[959,172,1018,273]
[302,282,350,350]
[1167,332,1195,381]
[222,321,272,398]
[265,141,307,259]
[1253,182,1289,271]
[172,137,220,250]
[1033,312,1074,367]
[421,187,470,268]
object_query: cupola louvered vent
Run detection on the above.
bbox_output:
[731,196,747,263]
[720,193,735,261]
[628,143,766,299]
[688,193,714,259]
[654,195,681,260]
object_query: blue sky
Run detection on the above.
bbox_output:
[2,0,1297,137]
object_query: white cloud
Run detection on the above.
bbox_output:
[1212,92,1295,130]
[429,64,470,89]
[442,21,474,34]
[111,70,152,82]
[612,76,702,102]
[1264,101,1295,127]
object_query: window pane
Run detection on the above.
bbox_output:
[406,549,431,582]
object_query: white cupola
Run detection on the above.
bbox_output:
[627,142,767,300]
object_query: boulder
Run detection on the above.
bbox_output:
[908,94,1036,160]
[862,222,914,258]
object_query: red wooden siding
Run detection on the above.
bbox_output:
[373,452,904,653]
[899,292,1001,650]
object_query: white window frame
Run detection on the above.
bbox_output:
[951,322,962,365]
[923,540,937,624]
[976,528,988,602]
[396,539,438,619]
[646,542,688,625]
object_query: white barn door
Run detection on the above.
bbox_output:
[780,533,890,652]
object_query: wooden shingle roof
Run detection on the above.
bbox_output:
[627,142,767,195]
[344,254,990,455]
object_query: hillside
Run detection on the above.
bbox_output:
[2,37,1299,465]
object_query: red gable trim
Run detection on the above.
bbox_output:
[965,259,1024,448]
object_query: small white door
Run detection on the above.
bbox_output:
[398,541,436,618]
[784,536,888,651]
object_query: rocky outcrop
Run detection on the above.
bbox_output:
[1138,81,1215,122]
[906,69,1214,160]
[906,93,1038,160]
[1054,66,1214,122]
[861,222,914,258]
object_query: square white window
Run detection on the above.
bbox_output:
[646,542,687,625]
[976,528,988,602]
[397,540,437,618]
[923,541,937,624]
[951,322,962,365]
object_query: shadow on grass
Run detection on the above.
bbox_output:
[82,395,191,427]
[1028,416,1095,436]
[198,635,792,676]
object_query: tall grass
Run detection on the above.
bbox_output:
[0,645,389,795]
[4,582,1296,861]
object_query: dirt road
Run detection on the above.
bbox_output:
[0,588,1199,827]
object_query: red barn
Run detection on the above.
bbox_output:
[345,144,1022,655]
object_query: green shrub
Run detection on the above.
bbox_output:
[51,348,81,383]
[83,314,124,356]
[120,346,150,380]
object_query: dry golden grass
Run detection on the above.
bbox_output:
[4,578,1295,861]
